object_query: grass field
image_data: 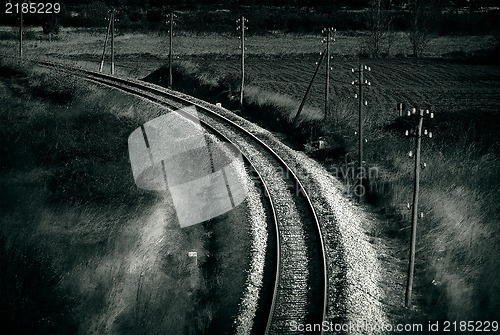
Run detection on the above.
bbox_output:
[0,58,254,334]
[182,62,500,323]
[0,25,496,61]
[1,25,499,329]
[141,36,500,323]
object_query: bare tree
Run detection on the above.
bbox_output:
[385,13,396,56]
[367,0,385,57]
[407,0,441,57]
[367,0,394,57]
[42,18,60,42]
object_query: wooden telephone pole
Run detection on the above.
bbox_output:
[110,8,115,75]
[404,107,434,308]
[19,9,23,58]
[351,64,371,202]
[99,10,113,73]
[293,49,326,128]
[168,11,175,89]
[323,28,335,120]
[99,9,116,74]
[293,28,337,131]
[237,16,248,110]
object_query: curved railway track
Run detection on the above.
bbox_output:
[38,61,328,335]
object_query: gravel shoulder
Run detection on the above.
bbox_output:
[158,88,396,333]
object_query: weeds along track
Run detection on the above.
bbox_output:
[38,61,328,334]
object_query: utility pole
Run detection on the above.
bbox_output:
[110,8,115,75]
[167,11,175,89]
[351,64,371,202]
[403,107,434,308]
[397,102,405,117]
[19,9,23,58]
[293,49,326,128]
[236,16,248,110]
[322,28,335,120]
[99,10,113,73]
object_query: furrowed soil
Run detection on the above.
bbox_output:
[2,28,499,328]
[192,54,500,122]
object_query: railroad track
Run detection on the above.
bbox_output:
[38,61,328,335]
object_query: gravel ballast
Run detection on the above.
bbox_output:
[169,94,391,334]
[71,74,391,333]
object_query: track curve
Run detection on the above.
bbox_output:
[38,61,328,335]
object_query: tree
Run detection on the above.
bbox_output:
[42,17,60,42]
[407,0,443,57]
[367,0,386,57]
[366,0,394,57]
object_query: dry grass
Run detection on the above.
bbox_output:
[2,26,498,326]
[0,59,218,334]
[166,53,500,323]
[0,26,495,63]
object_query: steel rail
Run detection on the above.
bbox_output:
[38,61,328,334]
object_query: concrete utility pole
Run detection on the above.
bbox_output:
[168,11,175,89]
[322,28,335,120]
[99,11,113,73]
[404,107,434,308]
[351,64,371,202]
[293,49,326,128]
[237,16,247,110]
